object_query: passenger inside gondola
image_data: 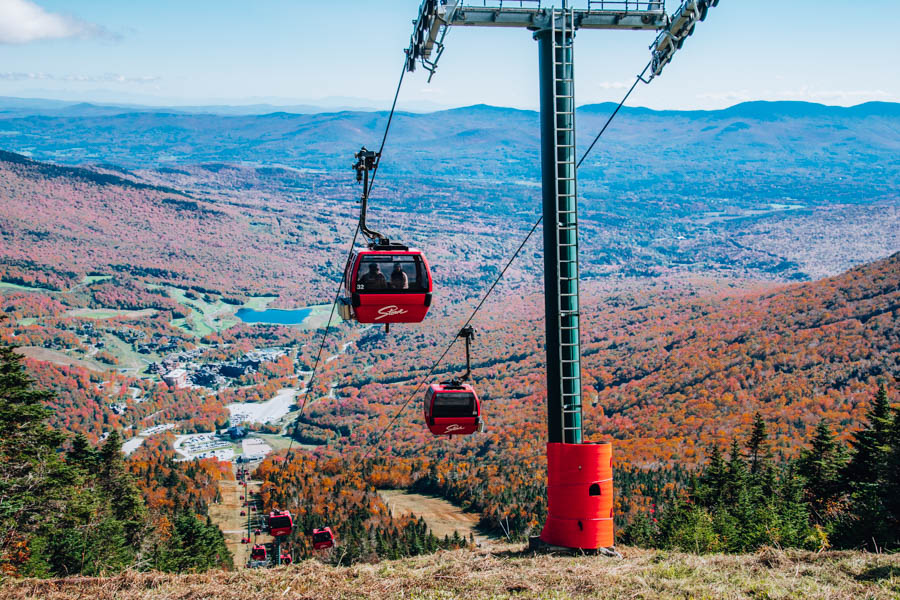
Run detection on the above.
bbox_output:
[359,262,387,289]
[391,263,408,289]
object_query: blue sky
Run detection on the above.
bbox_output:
[0,0,897,110]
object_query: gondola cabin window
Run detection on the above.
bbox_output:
[434,392,477,418]
[356,255,426,292]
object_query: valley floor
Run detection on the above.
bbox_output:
[3,546,898,599]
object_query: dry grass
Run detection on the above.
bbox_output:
[3,545,899,599]
[379,490,488,542]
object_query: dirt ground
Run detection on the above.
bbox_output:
[208,478,273,567]
[378,490,497,546]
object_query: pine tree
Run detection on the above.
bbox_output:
[883,407,900,548]
[747,413,770,476]
[694,445,727,506]
[0,344,74,574]
[845,384,892,485]
[840,384,894,550]
[67,434,99,471]
[157,512,232,573]
[99,431,147,546]
[774,465,814,549]
[724,439,748,505]
[796,420,849,523]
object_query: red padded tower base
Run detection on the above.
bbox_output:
[539,441,614,549]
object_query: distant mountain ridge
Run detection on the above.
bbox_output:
[3,90,899,284]
[3,94,899,119]
[1,98,898,191]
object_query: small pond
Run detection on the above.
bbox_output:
[235,307,311,326]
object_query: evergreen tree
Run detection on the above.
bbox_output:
[156,512,232,573]
[44,509,133,577]
[796,420,849,523]
[883,408,900,547]
[0,344,74,574]
[839,384,895,550]
[67,433,99,471]
[844,384,892,485]
[657,425,817,554]
[99,431,147,546]
[747,413,771,476]
[773,465,814,548]
[620,511,658,548]
[723,443,766,552]
[693,445,727,506]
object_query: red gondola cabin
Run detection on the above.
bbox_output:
[424,382,481,437]
[312,527,335,550]
[280,553,292,565]
[268,510,293,538]
[338,245,433,324]
[250,545,266,561]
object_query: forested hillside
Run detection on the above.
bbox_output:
[1,99,898,579]
[310,253,900,466]
[258,253,900,551]
[0,345,232,577]
[4,102,900,283]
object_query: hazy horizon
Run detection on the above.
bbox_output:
[2,92,897,116]
[1,1,897,111]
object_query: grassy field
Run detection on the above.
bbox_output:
[102,334,151,371]
[15,347,104,372]
[207,479,272,567]
[167,287,238,337]
[82,275,113,284]
[165,285,336,337]
[67,308,158,320]
[3,546,898,599]
[1,275,110,295]
[379,490,487,542]
[243,295,277,310]
[0,281,54,293]
[255,433,297,451]
[302,303,343,330]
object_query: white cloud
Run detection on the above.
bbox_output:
[0,72,158,84]
[0,0,112,44]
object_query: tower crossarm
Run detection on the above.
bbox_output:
[444,7,665,30]
[407,1,668,77]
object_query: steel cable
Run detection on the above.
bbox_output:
[355,60,655,459]
[275,54,409,479]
